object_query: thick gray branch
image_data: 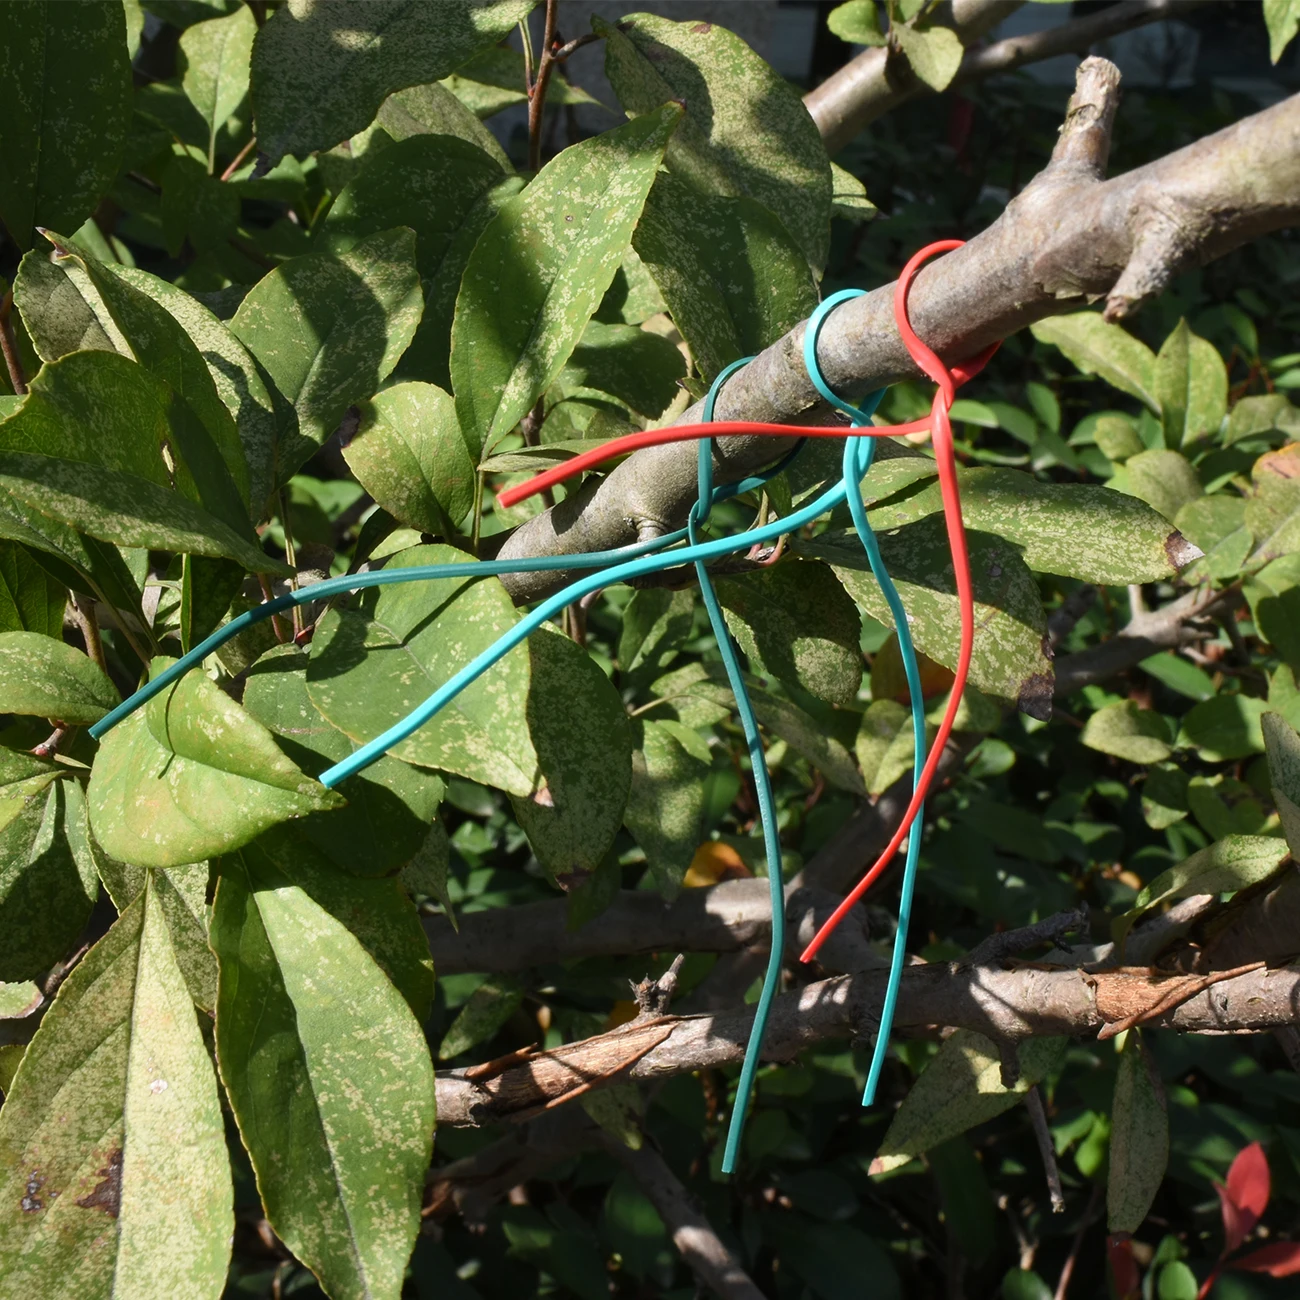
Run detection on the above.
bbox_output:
[435,961,1300,1127]
[497,67,1300,602]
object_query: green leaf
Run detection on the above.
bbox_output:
[1093,413,1144,461]
[131,276,279,516]
[1031,313,1158,411]
[13,247,125,361]
[856,699,923,796]
[0,540,61,637]
[178,5,257,170]
[0,631,118,724]
[211,854,435,1300]
[0,878,232,1298]
[773,1220,901,1300]
[1114,835,1289,945]
[1263,711,1300,856]
[828,1,887,45]
[511,627,632,878]
[377,80,513,172]
[88,657,342,869]
[93,857,218,1012]
[0,980,41,1019]
[442,45,602,119]
[555,322,686,421]
[1246,443,1300,563]
[1120,449,1203,523]
[438,974,523,1059]
[830,161,877,223]
[400,821,455,926]
[0,350,277,573]
[307,544,537,794]
[231,227,424,482]
[0,1,132,250]
[860,465,1190,584]
[598,13,831,270]
[1142,764,1189,830]
[451,104,681,458]
[0,773,99,981]
[1158,1261,1199,1300]
[1001,1270,1053,1300]
[625,717,711,898]
[249,0,534,167]
[160,153,241,255]
[1153,318,1228,448]
[716,561,862,707]
[872,1031,1065,1175]
[895,23,964,93]
[1176,694,1268,762]
[320,134,519,391]
[1225,392,1300,446]
[633,171,819,384]
[1265,0,1300,62]
[1139,653,1215,702]
[807,518,1054,715]
[619,587,695,678]
[243,643,446,876]
[1107,1031,1168,1233]
[232,824,435,1020]
[1081,701,1173,765]
[1246,553,1300,668]
[43,233,253,515]
[343,382,476,535]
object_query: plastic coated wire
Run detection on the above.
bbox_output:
[802,290,927,1106]
[799,242,999,963]
[690,358,789,1175]
[88,458,805,745]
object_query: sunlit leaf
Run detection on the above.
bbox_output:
[1108,1031,1168,1233]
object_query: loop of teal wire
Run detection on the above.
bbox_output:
[88,296,932,1159]
[802,290,929,1108]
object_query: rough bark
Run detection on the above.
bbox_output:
[434,961,1300,1127]
[496,63,1300,602]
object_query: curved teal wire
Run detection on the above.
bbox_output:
[689,359,787,1175]
[803,291,928,1107]
[89,458,797,743]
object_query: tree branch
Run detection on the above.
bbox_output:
[435,961,1300,1127]
[804,0,1024,156]
[495,65,1300,603]
[595,1131,767,1300]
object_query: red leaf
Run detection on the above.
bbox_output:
[1225,1141,1270,1232]
[1108,1233,1141,1299]
[1215,1181,1249,1254]
[1230,1241,1300,1278]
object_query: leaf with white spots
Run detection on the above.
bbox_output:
[321,134,520,391]
[450,104,681,458]
[307,543,538,795]
[230,227,423,483]
[0,877,233,1299]
[511,625,632,879]
[88,656,343,869]
[249,0,535,168]
[211,852,435,1300]
[803,516,1054,716]
[179,5,257,171]
[598,12,831,271]
[0,631,119,724]
[0,765,99,982]
[0,1,132,250]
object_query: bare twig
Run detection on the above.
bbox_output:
[70,595,108,676]
[31,727,70,760]
[1054,1182,1104,1300]
[966,909,1089,967]
[596,1131,767,1300]
[632,953,687,1017]
[551,31,600,63]
[220,136,258,182]
[0,289,28,395]
[527,0,559,173]
[1026,1085,1066,1214]
[435,962,1300,1127]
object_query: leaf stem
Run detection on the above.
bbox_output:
[71,594,108,676]
[471,469,486,557]
[528,0,560,173]
[220,136,258,182]
[278,488,303,636]
[0,290,29,395]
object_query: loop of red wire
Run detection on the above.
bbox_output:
[496,241,1000,962]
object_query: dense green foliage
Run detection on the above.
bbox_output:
[1,3,1300,1299]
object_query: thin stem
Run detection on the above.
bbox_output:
[520,18,535,93]
[278,488,303,637]
[259,573,289,643]
[220,136,258,182]
[552,32,600,62]
[1026,1085,1065,1214]
[528,0,559,173]
[71,594,108,676]
[32,727,71,759]
[471,470,486,557]
[0,290,29,395]
[1055,1182,1103,1300]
